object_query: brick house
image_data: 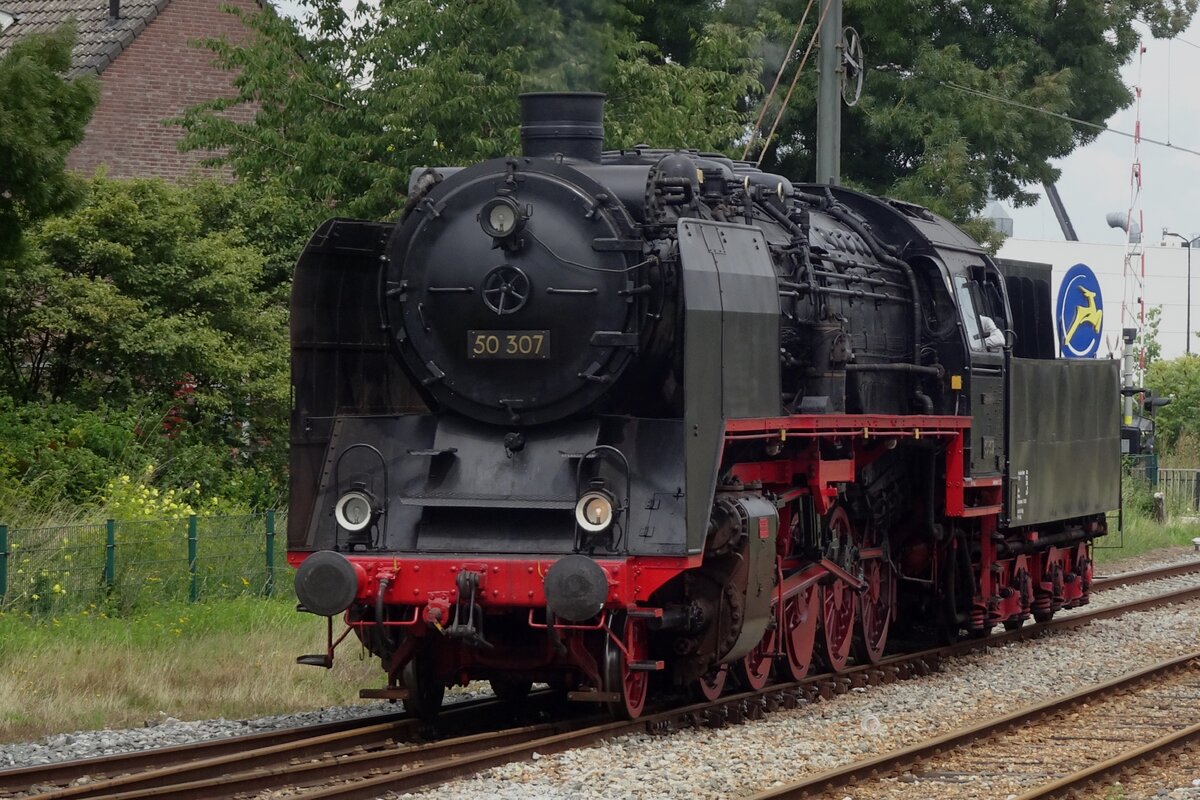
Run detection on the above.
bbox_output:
[0,0,259,180]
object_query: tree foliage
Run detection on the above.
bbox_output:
[729,0,1196,220]
[0,178,294,508]
[0,25,98,259]
[1146,354,1200,452]
[177,0,763,219]
[180,0,1194,228]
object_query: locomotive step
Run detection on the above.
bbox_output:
[567,690,623,703]
[296,654,333,668]
[359,686,411,700]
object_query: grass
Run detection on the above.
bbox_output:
[1092,509,1200,564]
[1092,475,1200,564]
[0,597,378,743]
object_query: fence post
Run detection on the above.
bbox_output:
[264,511,276,597]
[0,525,7,599]
[188,516,198,603]
[105,519,116,588]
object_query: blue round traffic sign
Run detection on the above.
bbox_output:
[1056,263,1104,358]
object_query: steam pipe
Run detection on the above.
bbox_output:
[845,363,944,376]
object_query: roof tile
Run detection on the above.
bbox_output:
[0,0,173,76]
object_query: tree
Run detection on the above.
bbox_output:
[0,25,98,259]
[725,0,1196,222]
[0,178,290,506]
[176,0,763,219]
[1141,305,1164,365]
[1146,354,1200,453]
[181,0,1195,228]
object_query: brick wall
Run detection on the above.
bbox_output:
[67,0,258,180]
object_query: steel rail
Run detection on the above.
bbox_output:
[14,583,1200,800]
[1014,721,1200,799]
[3,691,545,797]
[0,710,408,794]
[32,724,563,800]
[744,651,1200,800]
[1092,559,1200,592]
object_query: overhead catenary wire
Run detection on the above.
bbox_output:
[939,79,1200,159]
[741,0,816,161]
[755,0,835,168]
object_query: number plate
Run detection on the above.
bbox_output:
[467,330,551,360]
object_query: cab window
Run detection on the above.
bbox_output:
[954,276,984,352]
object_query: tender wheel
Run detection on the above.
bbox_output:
[604,614,649,720]
[736,626,774,691]
[854,555,895,664]
[779,584,819,681]
[402,654,445,723]
[1003,617,1025,631]
[693,664,728,702]
[490,678,533,705]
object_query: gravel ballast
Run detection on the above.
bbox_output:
[381,601,1200,800]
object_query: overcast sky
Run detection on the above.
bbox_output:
[1007,17,1200,245]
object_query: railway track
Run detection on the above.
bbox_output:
[1091,558,1200,591]
[6,573,1200,800]
[745,650,1200,799]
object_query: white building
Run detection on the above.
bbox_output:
[996,237,1196,360]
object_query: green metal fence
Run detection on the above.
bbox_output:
[0,512,288,614]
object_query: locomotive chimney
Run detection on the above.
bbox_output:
[519,92,605,163]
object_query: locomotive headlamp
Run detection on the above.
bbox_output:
[575,489,615,533]
[334,490,375,532]
[480,197,523,238]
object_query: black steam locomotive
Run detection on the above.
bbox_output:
[288,93,1121,720]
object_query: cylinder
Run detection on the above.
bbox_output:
[519,92,605,162]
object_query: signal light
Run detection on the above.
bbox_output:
[575,490,615,533]
[480,197,523,238]
[334,490,375,532]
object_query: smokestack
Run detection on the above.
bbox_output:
[109,0,120,22]
[519,92,605,163]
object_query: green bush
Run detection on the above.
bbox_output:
[0,176,305,515]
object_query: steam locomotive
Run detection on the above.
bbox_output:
[288,93,1121,721]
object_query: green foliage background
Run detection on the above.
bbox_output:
[0,177,311,516]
